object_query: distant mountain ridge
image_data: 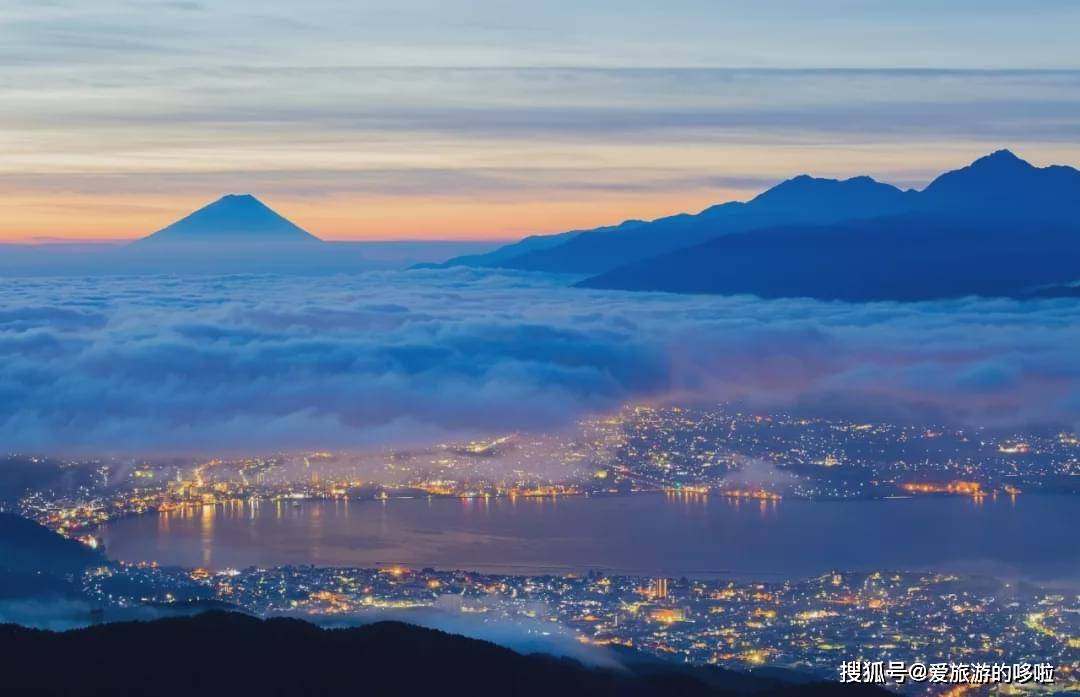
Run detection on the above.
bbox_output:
[578,214,1080,301]
[137,194,320,244]
[417,220,642,270]
[439,150,1080,301]
[915,149,1080,221]
[438,173,915,275]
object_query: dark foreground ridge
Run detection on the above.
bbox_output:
[0,512,103,576]
[0,611,890,697]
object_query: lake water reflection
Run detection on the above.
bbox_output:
[100,492,1080,582]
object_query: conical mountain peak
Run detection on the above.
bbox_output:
[138,194,320,244]
[218,193,257,203]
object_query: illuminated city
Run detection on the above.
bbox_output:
[70,562,1080,694]
[9,405,1079,542]
[4,3,1080,695]
[4,404,1080,693]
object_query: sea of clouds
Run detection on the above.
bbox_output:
[1,268,1078,455]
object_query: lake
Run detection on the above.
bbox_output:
[100,492,1080,582]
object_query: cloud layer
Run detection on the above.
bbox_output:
[2,270,1079,455]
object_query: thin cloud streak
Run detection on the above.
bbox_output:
[3,67,1079,240]
[3,0,1080,240]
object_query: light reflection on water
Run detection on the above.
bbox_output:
[104,492,1080,583]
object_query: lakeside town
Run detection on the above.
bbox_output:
[5,403,1079,694]
[73,562,1079,695]
[6,405,1079,543]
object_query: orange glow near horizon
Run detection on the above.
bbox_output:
[3,144,1077,243]
[0,189,746,243]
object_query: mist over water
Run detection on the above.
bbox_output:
[304,603,625,668]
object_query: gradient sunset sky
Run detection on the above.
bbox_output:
[3,1,1080,241]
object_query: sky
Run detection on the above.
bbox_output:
[2,1,1080,241]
